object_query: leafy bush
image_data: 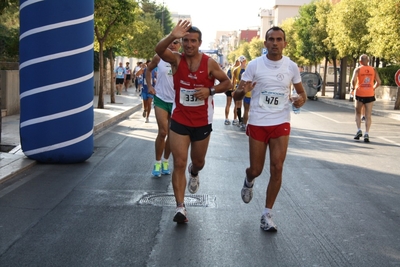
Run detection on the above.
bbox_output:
[377,65,400,86]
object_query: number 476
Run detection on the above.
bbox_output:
[265,96,279,105]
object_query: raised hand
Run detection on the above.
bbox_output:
[171,20,192,39]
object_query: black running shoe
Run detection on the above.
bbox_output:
[364,134,370,143]
[354,130,362,140]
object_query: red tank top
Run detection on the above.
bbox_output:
[356,65,375,97]
[172,53,215,127]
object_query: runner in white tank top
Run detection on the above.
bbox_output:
[146,39,182,178]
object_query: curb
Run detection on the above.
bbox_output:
[0,103,142,184]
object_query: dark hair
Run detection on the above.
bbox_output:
[188,26,202,41]
[265,26,286,41]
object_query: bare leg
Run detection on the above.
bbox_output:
[154,106,171,161]
[189,135,211,175]
[243,101,250,125]
[355,101,363,129]
[169,130,190,204]
[364,101,374,133]
[225,96,232,120]
[246,136,268,182]
[265,135,289,209]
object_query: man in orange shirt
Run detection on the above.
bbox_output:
[350,54,381,142]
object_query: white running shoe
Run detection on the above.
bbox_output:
[260,213,277,232]
[187,163,199,194]
[173,206,188,223]
[241,178,253,203]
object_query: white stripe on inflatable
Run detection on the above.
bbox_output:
[23,129,93,156]
[19,43,93,70]
[20,0,44,10]
[20,15,94,40]
[20,101,93,128]
[20,72,93,99]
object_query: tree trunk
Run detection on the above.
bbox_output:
[395,87,400,110]
[333,58,338,98]
[339,57,347,100]
[97,41,105,109]
[321,57,328,96]
[108,48,115,103]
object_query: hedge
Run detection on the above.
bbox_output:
[377,65,400,86]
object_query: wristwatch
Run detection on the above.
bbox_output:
[209,87,216,96]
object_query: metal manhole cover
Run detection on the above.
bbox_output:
[138,193,216,208]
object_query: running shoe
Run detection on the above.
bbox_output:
[354,130,362,140]
[364,134,370,143]
[145,118,149,123]
[161,161,171,175]
[241,177,253,203]
[173,206,188,223]
[232,120,238,126]
[240,124,246,131]
[260,213,277,232]
[187,163,199,194]
[224,119,231,125]
[142,110,146,118]
[152,162,161,177]
[361,116,365,122]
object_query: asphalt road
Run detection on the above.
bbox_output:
[0,94,399,267]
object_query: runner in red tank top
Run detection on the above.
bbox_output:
[155,20,232,223]
[350,54,381,143]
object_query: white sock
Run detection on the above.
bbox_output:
[155,160,161,165]
[245,177,253,187]
[263,208,272,216]
[162,158,168,163]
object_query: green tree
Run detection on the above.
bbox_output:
[0,0,18,15]
[248,37,264,60]
[294,2,323,68]
[367,0,400,62]
[280,17,303,64]
[94,0,137,108]
[0,2,18,62]
[327,0,370,59]
[315,0,338,94]
[123,14,163,60]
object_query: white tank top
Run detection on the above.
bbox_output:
[154,59,175,103]
[242,56,297,126]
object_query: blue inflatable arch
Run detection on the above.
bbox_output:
[19,0,94,163]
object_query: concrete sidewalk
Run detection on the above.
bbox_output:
[1,87,399,183]
[0,87,143,183]
[317,90,400,121]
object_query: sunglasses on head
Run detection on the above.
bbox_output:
[173,40,180,44]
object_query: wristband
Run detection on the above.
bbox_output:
[209,87,216,96]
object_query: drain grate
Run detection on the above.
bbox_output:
[138,193,216,208]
